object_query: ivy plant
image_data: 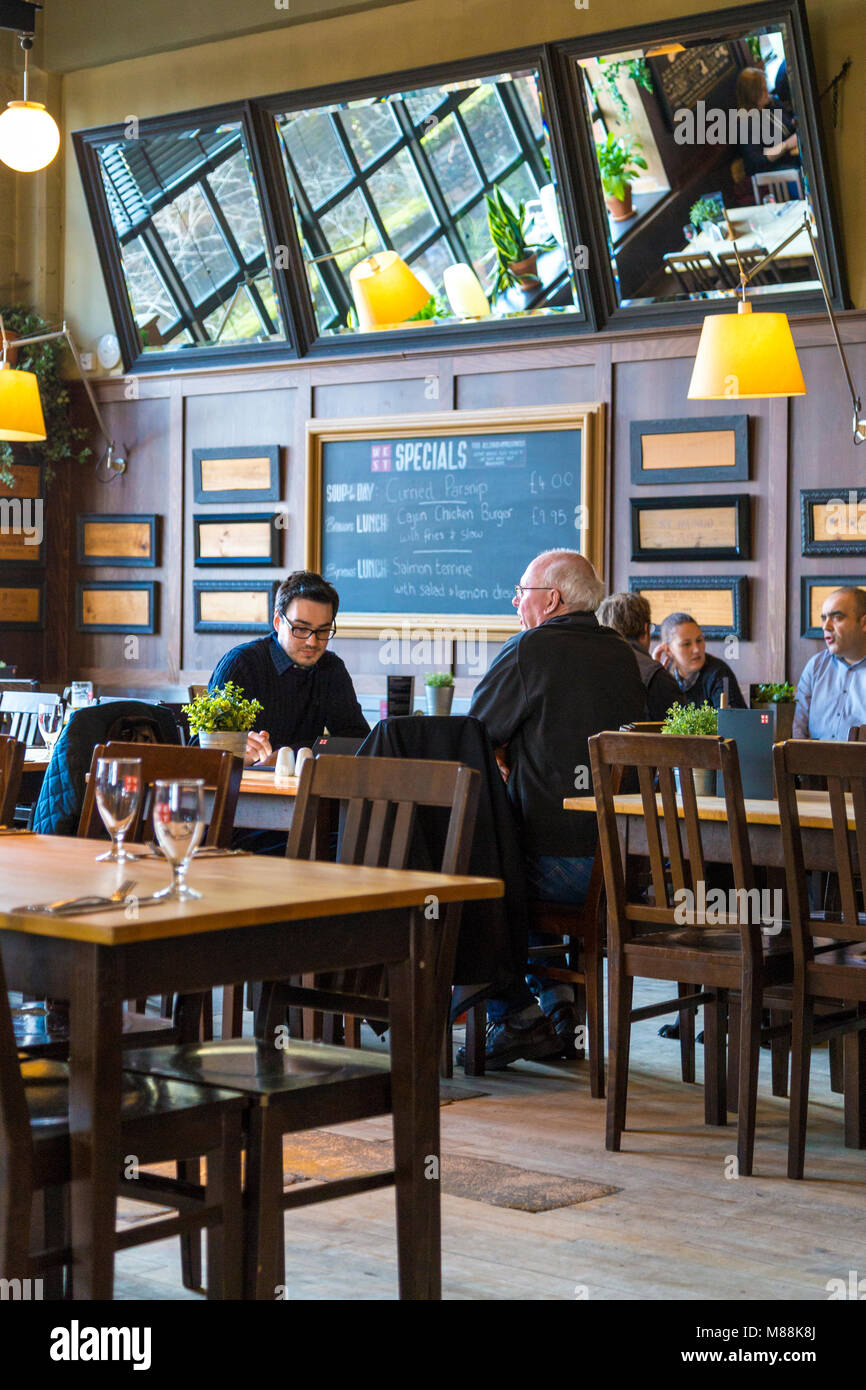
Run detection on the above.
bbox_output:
[596,56,654,123]
[0,306,91,489]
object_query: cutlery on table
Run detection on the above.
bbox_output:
[14,878,137,916]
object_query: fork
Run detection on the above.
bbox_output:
[41,878,137,913]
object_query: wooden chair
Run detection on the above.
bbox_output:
[774,738,866,1177]
[717,245,781,288]
[590,730,794,1176]
[0,679,38,692]
[125,753,480,1298]
[0,946,246,1298]
[0,734,25,825]
[751,168,803,204]
[663,251,732,295]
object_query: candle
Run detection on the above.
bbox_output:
[443,263,490,319]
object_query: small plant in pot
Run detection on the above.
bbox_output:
[595,132,647,222]
[689,197,727,239]
[486,186,553,293]
[750,681,796,741]
[425,671,454,716]
[183,681,263,758]
[662,700,719,795]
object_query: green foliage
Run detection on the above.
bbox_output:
[485,185,553,294]
[689,197,725,229]
[594,132,648,202]
[424,671,454,687]
[0,306,92,489]
[596,56,654,122]
[662,700,719,736]
[408,294,449,322]
[752,681,796,704]
[182,681,263,733]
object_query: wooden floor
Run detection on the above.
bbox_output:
[114,977,866,1301]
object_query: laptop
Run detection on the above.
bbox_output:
[313,736,365,757]
[716,708,776,799]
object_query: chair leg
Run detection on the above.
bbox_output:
[726,997,741,1113]
[584,930,604,1099]
[178,1158,204,1290]
[440,1015,454,1079]
[703,988,727,1126]
[770,1010,789,1097]
[788,994,813,1179]
[205,1109,243,1300]
[221,984,245,1040]
[462,1003,486,1077]
[345,1016,362,1047]
[605,963,633,1151]
[678,982,695,1084]
[829,1035,844,1093]
[843,1003,866,1149]
[243,1106,285,1300]
[737,982,762,1178]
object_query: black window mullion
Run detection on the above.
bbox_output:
[496,83,548,188]
[279,142,354,323]
[390,100,464,268]
[451,107,490,187]
[328,112,393,254]
[140,223,209,344]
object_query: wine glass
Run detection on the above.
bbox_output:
[152,779,206,900]
[94,757,142,863]
[38,700,66,756]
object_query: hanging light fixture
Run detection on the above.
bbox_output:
[0,6,60,174]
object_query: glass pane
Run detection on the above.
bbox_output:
[207,149,266,262]
[339,102,400,168]
[456,200,498,293]
[152,187,236,305]
[367,149,436,255]
[409,238,455,301]
[279,111,351,208]
[514,74,544,139]
[402,89,443,125]
[422,113,481,212]
[306,261,339,331]
[120,239,179,343]
[500,164,539,212]
[319,187,383,273]
[460,85,520,178]
[203,289,262,343]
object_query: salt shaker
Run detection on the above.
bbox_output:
[294,746,313,780]
[274,745,295,783]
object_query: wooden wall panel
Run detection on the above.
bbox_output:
[455,365,596,410]
[312,377,437,418]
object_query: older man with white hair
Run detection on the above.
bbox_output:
[466,549,646,1068]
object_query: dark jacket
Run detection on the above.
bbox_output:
[357,715,527,990]
[32,701,179,836]
[675,653,747,710]
[628,639,683,720]
[469,612,647,857]
[209,634,368,752]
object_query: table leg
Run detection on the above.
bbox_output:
[68,945,123,1301]
[388,907,441,1301]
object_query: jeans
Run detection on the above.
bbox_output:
[486,855,595,1022]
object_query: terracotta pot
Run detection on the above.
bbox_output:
[507,253,540,288]
[605,187,633,222]
[199,729,248,758]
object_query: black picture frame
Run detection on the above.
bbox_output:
[629,574,749,639]
[193,579,279,633]
[76,513,158,567]
[0,581,45,631]
[631,495,750,561]
[630,416,749,486]
[800,488,866,556]
[193,513,283,567]
[192,447,281,504]
[75,581,158,634]
[799,575,866,638]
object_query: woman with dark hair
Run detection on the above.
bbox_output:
[735,66,800,178]
[651,612,746,710]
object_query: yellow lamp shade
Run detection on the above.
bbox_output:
[688,301,806,400]
[0,366,47,441]
[350,251,431,330]
[645,42,686,57]
[0,101,61,173]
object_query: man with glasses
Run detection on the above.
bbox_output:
[466,549,646,1068]
[208,570,368,767]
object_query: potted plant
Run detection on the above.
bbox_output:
[486,186,552,292]
[750,681,796,742]
[425,671,454,716]
[595,132,648,221]
[689,197,727,239]
[182,681,263,758]
[662,700,719,795]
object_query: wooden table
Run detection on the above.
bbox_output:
[230,769,298,830]
[0,836,502,1300]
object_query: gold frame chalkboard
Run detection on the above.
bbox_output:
[306,404,606,638]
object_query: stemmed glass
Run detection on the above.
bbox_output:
[37,700,66,757]
[94,757,142,862]
[152,779,206,900]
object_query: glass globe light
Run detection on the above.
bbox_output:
[0,100,61,173]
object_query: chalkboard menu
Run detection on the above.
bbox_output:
[306,406,605,634]
[653,42,737,123]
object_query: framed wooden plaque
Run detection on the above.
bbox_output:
[193,580,279,633]
[193,446,280,503]
[194,514,282,567]
[629,575,748,639]
[77,513,157,566]
[801,489,866,556]
[630,416,749,485]
[0,462,44,566]
[631,495,749,561]
[0,581,45,630]
[76,581,157,633]
[800,575,866,638]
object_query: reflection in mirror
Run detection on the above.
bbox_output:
[274,68,580,336]
[576,23,818,308]
[95,120,287,353]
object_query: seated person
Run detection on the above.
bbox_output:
[793,586,866,739]
[209,570,369,767]
[651,612,746,710]
[597,591,682,720]
[734,67,800,179]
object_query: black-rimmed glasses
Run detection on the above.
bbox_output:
[280,617,337,642]
[513,585,552,599]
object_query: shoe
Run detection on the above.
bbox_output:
[456,1014,560,1071]
[547,1002,579,1059]
[658,1021,704,1044]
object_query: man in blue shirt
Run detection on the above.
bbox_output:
[209,570,369,766]
[793,586,866,739]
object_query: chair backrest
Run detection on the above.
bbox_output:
[774,739,866,959]
[619,721,665,734]
[0,735,25,824]
[0,680,38,692]
[77,741,243,847]
[718,245,780,286]
[0,691,60,747]
[663,250,727,295]
[751,168,803,203]
[0,942,37,1273]
[848,725,866,742]
[188,685,207,702]
[589,731,765,958]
